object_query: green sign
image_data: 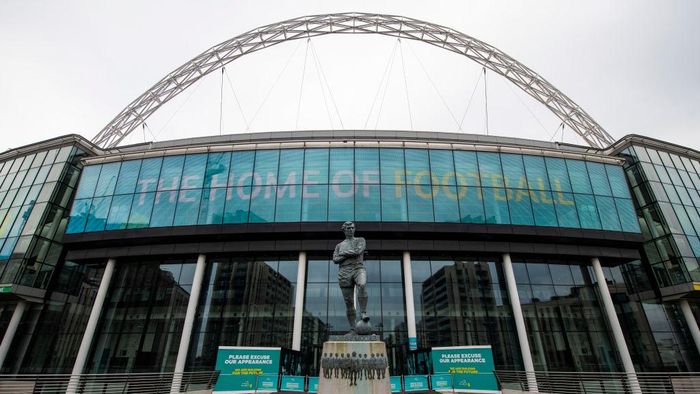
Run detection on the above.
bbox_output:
[307,377,319,393]
[431,374,453,390]
[390,376,403,392]
[280,376,305,392]
[214,346,281,393]
[431,345,499,393]
[0,285,12,293]
[404,375,430,391]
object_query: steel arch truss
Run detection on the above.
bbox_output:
[93,12,614,148]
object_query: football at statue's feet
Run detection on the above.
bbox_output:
[355,319,373,335]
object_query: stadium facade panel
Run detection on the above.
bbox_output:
[0,131,698,380]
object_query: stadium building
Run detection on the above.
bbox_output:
[0,12,698,392]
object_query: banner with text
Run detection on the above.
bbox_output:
[214,346,281,393]
[431,345,500,393]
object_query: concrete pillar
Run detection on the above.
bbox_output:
[67,258,116,394]
[0,300,27,369]
[171,254,207,394]
[591,257,641,394]
[502,253,538,392]
[679,299,700,356]
[402,251,418,350]
[292,251,307,351]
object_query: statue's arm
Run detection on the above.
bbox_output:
[332,244,344,264]
[353,238,366,255]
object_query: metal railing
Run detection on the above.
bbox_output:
[0,371,219,394]
[495,370,700,393]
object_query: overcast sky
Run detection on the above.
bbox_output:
[1,0,698,151]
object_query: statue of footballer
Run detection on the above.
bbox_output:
[332,221,371,334]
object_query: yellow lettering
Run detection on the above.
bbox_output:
[493,188,507,201]
[539,190,552,204]
[517,176,528,189]
[394,170,405,185]
[515,189,530,202]
[529,190,540,203]
[491,174,503,187]
[556,192,575,206]
[415,183,438,199]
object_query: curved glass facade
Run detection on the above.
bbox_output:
[66,148,640,233]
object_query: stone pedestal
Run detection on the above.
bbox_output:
[318,338,390,394]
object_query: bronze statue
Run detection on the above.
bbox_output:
[333,221,368,334]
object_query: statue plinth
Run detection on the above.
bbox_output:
[318,340,390,394]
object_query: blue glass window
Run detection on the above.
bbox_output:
[275,183,302,222]
[575,194,602,229]
[150,191,178,227]
[224,187,250,223]
[158,156,185,191]
[249,183,276,223]
[532,190,558,227]
[501,154,527,188]
[128,192,155,229]
[174,189,202,225]
[105,194,133,230]
[545,158,572,192]
[508,188,535,225]
[478,152,503,187]
[115,160,141,195]
[405,149,431,185]
[67,199,91,233]
[198,188,226,225]
[328,183,354,221]
[75,165,101,199]
[429,150,455,187]
[453,151,480,186]
[483,187,509,224]
[458,187,485,223]
[605,164,630,198]
[433,185,459,222]
[85,196,112,232]
[523,156,550,191]
[302,184,328,221]
[596,196,621,231]
[566,160,592,194]
[356,184,381,221]
[204,152,231,188]
[407,184,434,222]
[180,154,207,189]
[553,192,579,228]
[278,149,304,186]
[330,149,354,184]
[379,149,404,185]
[587,162,612,196]
[136,158,162,193]
[381,184,407,221]
[304,149,329,184]
[230,151,256,187]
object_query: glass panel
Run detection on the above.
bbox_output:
[501,154,527,188]
[198,188,226,225]
[566,160,592,194]
[66,199,91,233]
[173,189,202,225]
[278,149,304,186]
[150,191,177,227]
[596,196,622,231]
[230,150,256,187]
[523,156,550,191]
[405,149,430,185]
[105,194,133,230]
[158,156,185,191]
[483,187,510,224]
[379,149,404,185]
[330,148,353,184]
[532,190,558,227]
[275,182,302,222]
[433,185,460,222]
[203,152,231,188]
[94,162,120,197]
[507,188,534,225]
[115,160,142,195]
[302,184,328,222]
[224,186,251,223]
[478,152,503,187]
[429,150,455,187]
[328,183,354,221]
[407,183,434,222]
[85,196,112,232]
[75,165,101,199]
[180,154,207,189]
[575,194,602,229]
[304,149,329,184]
[136,157,162,193]
[355,184,381,221]
[128,192,155,228]
[458,186,485,223]
[587,162,612,196]
[453,151,480,186]
[381,184,407,221]
[606,164,631,198]
[554,192,580,228]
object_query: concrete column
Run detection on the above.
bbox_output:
[67,258,116,394]
[0,300,27,369]
[502,253,538,392]
[171,254,207,394]
[403,251,418,350]
[679,299,700,356]
[591,257,641,394]
[292,251,307,351]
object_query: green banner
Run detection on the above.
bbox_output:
[431,374,453,390]
[214,346,281,393]
[280,376,305,392]
[404,375,430,391]
[307,377,319,393]
[431,345,499,393]
[390,376,403,392]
